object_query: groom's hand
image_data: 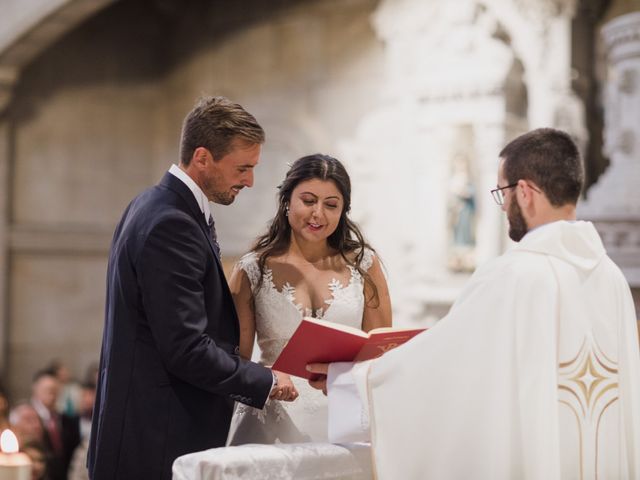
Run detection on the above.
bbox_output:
[270,370,298,401]
[306,363,329,395]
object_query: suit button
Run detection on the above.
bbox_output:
[234,346,240,355]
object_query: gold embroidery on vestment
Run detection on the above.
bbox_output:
[558,336,619,480]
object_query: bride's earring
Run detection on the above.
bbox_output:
[285,205,289,217]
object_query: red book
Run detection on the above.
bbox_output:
[272,317,426,379]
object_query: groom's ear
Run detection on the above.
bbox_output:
[192,147,211,169]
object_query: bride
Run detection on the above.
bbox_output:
[227,153,391,444]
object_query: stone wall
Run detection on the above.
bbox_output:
[2,0,384,399]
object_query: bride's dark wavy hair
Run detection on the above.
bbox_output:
[253,153,379,307]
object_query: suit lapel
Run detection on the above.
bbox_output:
[159,172,221,262]
[159,172,240,338]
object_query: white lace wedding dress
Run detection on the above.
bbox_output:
[227,249,374,445]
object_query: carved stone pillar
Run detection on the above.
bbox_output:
[0,110,11,374]
[339,0,536,325]
[0,0,121,382]
[579,12,640,289]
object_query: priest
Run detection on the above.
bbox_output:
[308,128,640,479]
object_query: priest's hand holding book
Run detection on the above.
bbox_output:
[306,363,329,394]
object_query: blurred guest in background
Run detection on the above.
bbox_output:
[48,360,80,417]
[82,363,98,390]
[77,381,95,442]
[0,384,10,430]
[31,369,80,480]
[22,440,49,480]
[9,402,45,446]
[68,373,96,480]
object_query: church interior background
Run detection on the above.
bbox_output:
[0,0,638,400]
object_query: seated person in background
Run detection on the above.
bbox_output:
[77,381,95,442]
[47,359,80,417]
[9,402,45,446]
[309,128,640,480]
[31,369,80,480]
[0,384,10,431]
[22,441,48,480]
[66,381,96,480]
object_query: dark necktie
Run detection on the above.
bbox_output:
[207,214,221,258]
[47,414,63,455]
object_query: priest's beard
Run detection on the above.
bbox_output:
[507,199,528,242]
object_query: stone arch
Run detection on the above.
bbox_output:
[0,0,116,112]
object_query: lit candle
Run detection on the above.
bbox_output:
[0,430,31,480]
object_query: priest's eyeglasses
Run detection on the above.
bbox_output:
[490,183,518,205]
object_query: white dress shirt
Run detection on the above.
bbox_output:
[168,164,212,221]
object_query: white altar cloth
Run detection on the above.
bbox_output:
[172,442,373,480]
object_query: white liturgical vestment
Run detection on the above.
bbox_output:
[330,221,640,480]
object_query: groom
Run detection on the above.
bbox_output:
[88,97,295,480]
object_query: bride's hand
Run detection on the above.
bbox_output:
[270,371,299,402]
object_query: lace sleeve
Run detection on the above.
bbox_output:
[360,248,375,272]
[235,252,261,293]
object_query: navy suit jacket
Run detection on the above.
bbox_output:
[88,173,272,479]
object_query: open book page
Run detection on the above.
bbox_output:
[368,325,428,335]
[302,317,369,337]
[272,317,426,379]
[304,317,424,337]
